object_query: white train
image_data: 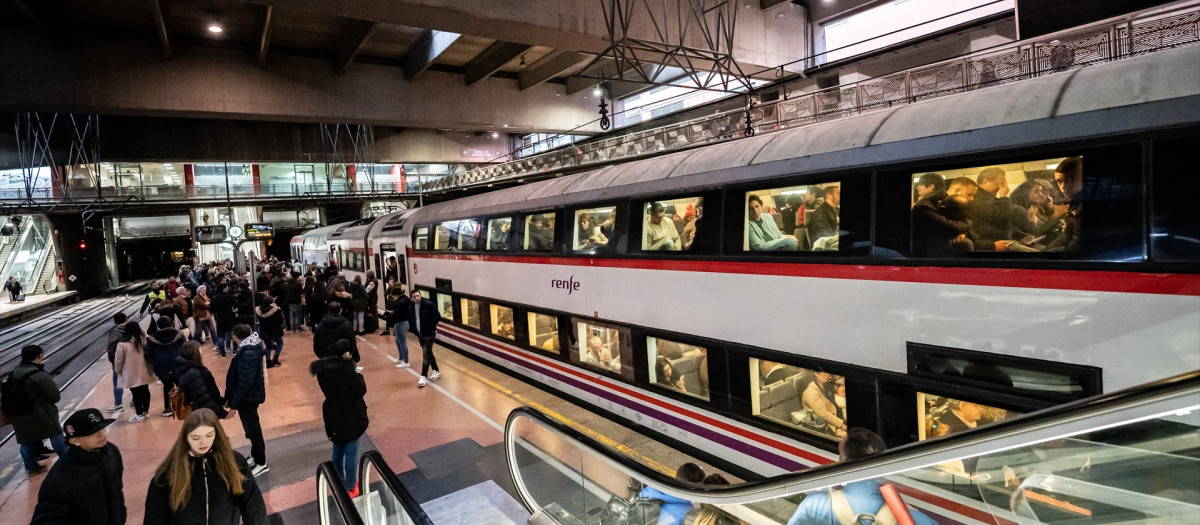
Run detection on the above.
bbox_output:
[295,46,1200,522]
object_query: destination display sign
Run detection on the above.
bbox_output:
[244,223,275,240]
[195,225,227,243]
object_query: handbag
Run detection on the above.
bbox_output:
[170,386,191,420]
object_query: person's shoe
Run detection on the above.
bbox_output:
[161,411,173,418]
[395,361,410,368]
[129,413,146,422]
[36,455,51,463]
[37,444,54,456]
[429,370,441,381]
[417,376,428,388]
[26,465,46,475]
[266,360,277,369]
[273,359,281,366]
[348,487,360,499]
[380,331,391,336]
[107,405,124,413]
[251,464,270,477]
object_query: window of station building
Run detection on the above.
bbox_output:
[909,156,1081,256]
[745,183,840,252]
[527,312,560,354]
[456,219,482,250]
[486,218,513,251]
[641,197,703,251]
[570,318,632,381]
[490,305,515,340]
[524,212,556,251]
[414,226,430,250]
[436,293,454,321]
[460,298,480,329]
[917,393,1018,442]
[647,337,709,401]
[573,207,616,252]
[750,358,847,441]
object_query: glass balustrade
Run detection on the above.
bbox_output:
[317,452,435,525]
[1,215,53,294]
[505,372,1200,525]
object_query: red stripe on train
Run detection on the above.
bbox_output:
[443,325,1014,525]
[411,253,1200,296]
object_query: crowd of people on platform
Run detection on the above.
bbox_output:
[2,252,451,523]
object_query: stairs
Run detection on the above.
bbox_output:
[33,243,57,294]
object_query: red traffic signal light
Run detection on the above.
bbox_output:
[79,240,87,250]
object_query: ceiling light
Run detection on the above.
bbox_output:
[208,23,223,33]
[491,132,499,138]
[593,87,603,97]
[503,124,509,128]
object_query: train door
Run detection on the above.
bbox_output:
[379,243,403,285]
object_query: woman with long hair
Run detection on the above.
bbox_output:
[576,214,608,250]
[114,322,156,422]
[144,408,267,524]
[174,341,228,418]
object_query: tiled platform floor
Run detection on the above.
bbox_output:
[0,327,727,524]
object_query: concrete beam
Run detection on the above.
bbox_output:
[256,5,274,67]
[464,41,531,86]
[332,19,377,74]
[519,50,589,91]
[148,0,173,59]
[402,30,460,80]
[233,0,809,75]
[0,29,602,134]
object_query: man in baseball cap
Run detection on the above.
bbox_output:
[30,408,126,524]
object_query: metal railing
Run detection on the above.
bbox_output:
[427,3,1200,193]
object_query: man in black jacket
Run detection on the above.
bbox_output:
[313,302,359,362]
[9,345,70,475]
[807,185,841,248]
[209,284,238,357]
[30,408,125,525]
[409,290,441,388]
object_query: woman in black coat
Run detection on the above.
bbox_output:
[174,341,228,419]
[309,340,368,494]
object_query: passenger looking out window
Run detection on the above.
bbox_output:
[746,194,798,251]
[574,208,614,251]
[487,218,512,251]
[524,213,555,251]
[642,202,681,251]
[1048,156,1083,252]
[490,305,515,340]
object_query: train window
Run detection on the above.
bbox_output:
[572,207,616,252]
[414,226,430,250]
[1151,137,1200,261]
[750,358,847,441]
[436,293,454,321]
[641,197,702,251]
[490,305,515,340]
[527,312,560,353]
[570,318,633,381]
[908,342,1101,401]
[434,223,454,250]
[523,212,556,251]
[486,218,513,251]
[910,156,1082,255]
[460,298,480,329]
[917,393,1018,441]
[647,337,710,401]
[457,219,482,251]
[744,183,840,252]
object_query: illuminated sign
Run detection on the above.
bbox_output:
[195,225,227,243]
[244,223,275,240]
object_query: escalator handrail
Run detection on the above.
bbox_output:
[316,461,367,525]
[357,450,436,525]
[506,370,1200,506]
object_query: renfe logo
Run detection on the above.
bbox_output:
[551,276,581,295]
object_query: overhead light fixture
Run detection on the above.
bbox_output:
[208,23,223,33]
[491,132,499,138]
[503,124,509,128]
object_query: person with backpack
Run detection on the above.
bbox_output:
[4,276,23,303]
[4,345,70,475]
[30,408,126,525]
[105,313,130,414]
[115,322,156,422]
[224,324,269,477]
[175,341,227,418]
[209,284,238,358]
[787,429,937,525]
[147,316,187,418]
[255,295,285,368]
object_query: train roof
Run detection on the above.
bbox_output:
[410,44,1200,225]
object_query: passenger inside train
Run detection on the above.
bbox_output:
[752,359,848,440]
[746,184,841,251]
[647,338,709,400]
[525,213,556,251]
[487,218,512,250]
[575,207,614,251]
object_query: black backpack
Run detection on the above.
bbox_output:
[0,370,35,416]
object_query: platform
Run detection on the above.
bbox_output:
[0,327,729,524]
[0,291,78,326]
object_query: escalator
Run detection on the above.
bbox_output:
[316,450,434,525]
[504,372,1200,525]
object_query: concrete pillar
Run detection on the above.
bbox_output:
[103,216,119,289]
